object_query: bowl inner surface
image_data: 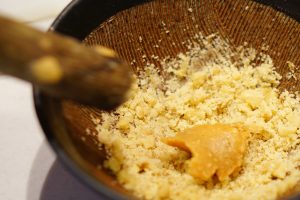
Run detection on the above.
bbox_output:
[42,0,300,199]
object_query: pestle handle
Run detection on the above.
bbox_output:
[0,16,132,110]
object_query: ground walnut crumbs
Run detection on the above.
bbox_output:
[94,34,300,200]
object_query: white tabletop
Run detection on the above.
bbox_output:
[0,1,101,199]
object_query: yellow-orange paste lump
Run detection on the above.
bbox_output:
[164,124,249,182]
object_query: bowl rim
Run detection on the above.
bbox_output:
[33,0,300,199]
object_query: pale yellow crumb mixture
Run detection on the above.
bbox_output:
[94,34,300,200]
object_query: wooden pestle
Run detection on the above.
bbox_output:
[0,16,132,110]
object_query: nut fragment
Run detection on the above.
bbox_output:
[94,45,117,58]
[30,56,63,84]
